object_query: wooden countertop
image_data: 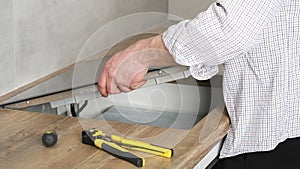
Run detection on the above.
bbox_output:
[0,106,229,169]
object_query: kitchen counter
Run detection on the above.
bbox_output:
[0,105,229,169]
[0,22,228,168]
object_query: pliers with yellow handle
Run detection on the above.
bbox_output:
[82,129,173,167]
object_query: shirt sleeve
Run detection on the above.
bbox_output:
[163,0,286,80]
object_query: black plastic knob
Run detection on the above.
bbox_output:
[42,130,58,147]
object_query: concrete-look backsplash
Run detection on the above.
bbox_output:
[0,0,168,97]
[169,0,214,19]
[0,0,15,97]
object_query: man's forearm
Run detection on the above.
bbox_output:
[140,35,179,68]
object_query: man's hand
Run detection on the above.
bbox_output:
[98,35,178,97]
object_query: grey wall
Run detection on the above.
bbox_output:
[169,0,215,19]
[0,0,15,96]
[0,0,168,97]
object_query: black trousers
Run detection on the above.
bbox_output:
[212,137,300,169]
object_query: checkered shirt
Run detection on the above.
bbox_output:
[163,0,300,158]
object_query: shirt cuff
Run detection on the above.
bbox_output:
[162,21,219,80]
[190,64,219,80]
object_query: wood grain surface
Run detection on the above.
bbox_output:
[0,106,229,169]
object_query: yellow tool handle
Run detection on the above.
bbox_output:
[94,139,145,167]
[111,135,173,158]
